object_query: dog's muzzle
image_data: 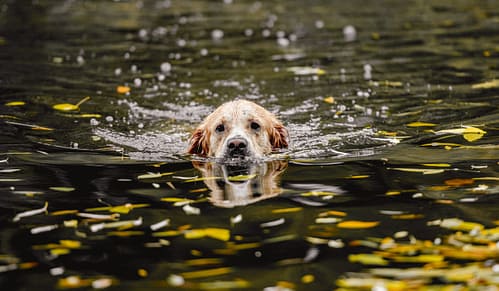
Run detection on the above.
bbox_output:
[226,136,249,157]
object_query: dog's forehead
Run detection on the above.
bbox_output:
[222,101,260,119]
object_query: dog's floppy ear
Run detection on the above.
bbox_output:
[269,123,289,150]
[187,127,209,156]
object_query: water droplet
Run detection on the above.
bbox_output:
[76,55,85,65]
[343,25,357,42]
[160,62,171,73]
[244,28,254,37]
[211,29,224,40]
[114,68,122,76]
[176,39,186,47]
[315,20,325,29]
[90,118,100,126]
[277,37,290,47]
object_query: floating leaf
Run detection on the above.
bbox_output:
[227,174,257,182]
[184,228,230,241]
[421,163,451,167]
[5,101,25,106]
[348,253,389,265]
[182,204,201,215]
[49,187,75,192]
[53,96,91,112]
[471,79,499,89]
[388,167,445,175]
[436,126,486,142]
[116,86,131,94]
[445,178,474,186]
[319,210,347,217]
[463,126,486,142]
[137,172,174,180]
[185,176,221,183]
[301,191,336,197]
[271,207,303,214]
[435,218,484,232]
[338,220,380,229]
[13,201,48,222]
[392,254,444,263]
[406,121,437,127]
[287,66,326,75]
[30,224,58,234]
[324,96,335,104]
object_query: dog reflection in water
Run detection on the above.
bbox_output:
[192,160,287,207]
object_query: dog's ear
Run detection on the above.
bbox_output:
[187,127,209,156]
[270,123,289,150]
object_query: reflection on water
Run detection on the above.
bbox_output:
[0,0,498,290]
[193,160,287,207]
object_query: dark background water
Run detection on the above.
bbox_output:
[0,0,498,290]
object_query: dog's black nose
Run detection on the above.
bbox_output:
[227,137,248,156]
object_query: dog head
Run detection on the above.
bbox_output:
[187,100,288,159]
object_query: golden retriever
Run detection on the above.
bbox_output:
[187,100,289,159]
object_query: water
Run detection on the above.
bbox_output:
[0,0,498,290]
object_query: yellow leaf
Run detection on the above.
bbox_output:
[161,197,194,203]
[391,214,424,220]
[49,187,75,192]
[337,220,380,229]
[287,66,326,75]
[438,218,484,232]
[59,240,81,249]
[471,79,499,89]
[53,96,90,112]
[421,163,451,167]
[5,101,25,106]
[107,231,144,237]
[116,86,131,94]
[301,274,315,284]
[185,176,221,183]
[392,254,444,263]
[272,207,303,214]
[406,122,437,127]
[463,126,486,142]
[50,248,71,256]
[324,96,335,104]
[347,175,370,179]
[348,253,388,265]
[184,228,230,241]
[301,191,336,197]
[227,174,257,182]
[180,267,233,279]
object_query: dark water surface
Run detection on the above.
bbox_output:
[1,0,499,290]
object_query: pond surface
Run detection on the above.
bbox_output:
[1,0,499,290]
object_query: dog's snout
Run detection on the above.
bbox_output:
[227,137,248,156]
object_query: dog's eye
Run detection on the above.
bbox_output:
[215,124,225,133]
[250,122,260,131]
